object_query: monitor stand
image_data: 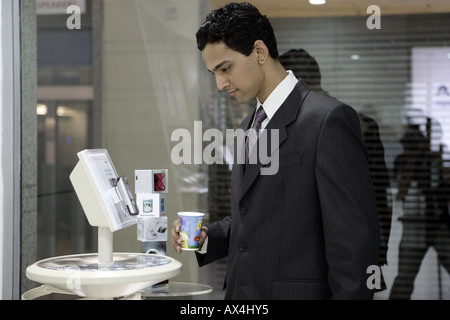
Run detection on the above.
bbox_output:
[98,227,113,265]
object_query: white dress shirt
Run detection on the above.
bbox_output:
[254,70,299,131]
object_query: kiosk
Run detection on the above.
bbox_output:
[24,149,183,299]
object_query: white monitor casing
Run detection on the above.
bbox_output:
[70,149,137,232]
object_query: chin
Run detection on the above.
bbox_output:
[235,96,253,104]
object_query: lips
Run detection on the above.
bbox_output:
[228,89,238,97]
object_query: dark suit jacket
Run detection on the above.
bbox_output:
[197,80,380,300]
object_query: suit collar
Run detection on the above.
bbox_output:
[236,80,311,200]
[256,70,299,124]
[240,80,310,132]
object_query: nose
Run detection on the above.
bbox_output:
[216,74,230,91]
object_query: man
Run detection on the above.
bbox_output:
[171,2,380,300]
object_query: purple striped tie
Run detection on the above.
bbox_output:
[246,106,267,164]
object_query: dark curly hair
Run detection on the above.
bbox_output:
[196,2,279,59]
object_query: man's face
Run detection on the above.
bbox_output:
[202,42,264,104]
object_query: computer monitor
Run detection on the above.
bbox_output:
[70,149,138,232]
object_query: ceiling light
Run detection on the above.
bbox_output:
[351,54,360,60]
[36,104,47,115]
[309,0,326,5]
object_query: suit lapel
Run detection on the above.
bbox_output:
[232,112,253,186]
[238,81,311,201]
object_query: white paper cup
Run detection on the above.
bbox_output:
[177,212,205,251]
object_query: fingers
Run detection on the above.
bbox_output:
[198,226,208,248]
[171,219,182,254]
[171,220,208,254]
[173,218,180,233]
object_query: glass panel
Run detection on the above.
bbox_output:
[37,101,94,259]
[36,0,95,261]
[33,0,450,300]
[271,13,450,300]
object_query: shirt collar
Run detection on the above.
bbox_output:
[256,70,298,120]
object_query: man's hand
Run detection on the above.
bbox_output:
[171,219,208,254]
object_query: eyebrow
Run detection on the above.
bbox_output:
[210,60,231,73]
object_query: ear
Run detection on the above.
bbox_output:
[254,40,268,64]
